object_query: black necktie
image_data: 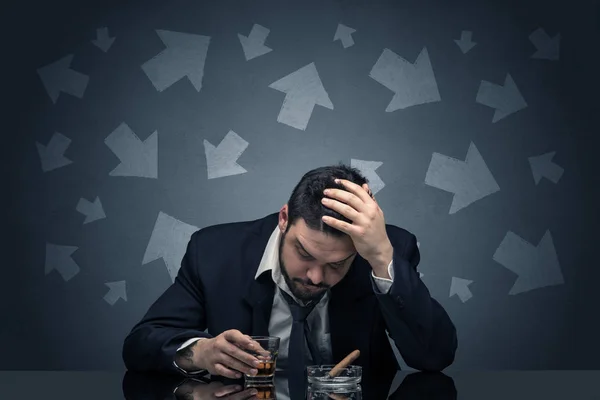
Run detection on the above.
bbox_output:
[279,288,324,371]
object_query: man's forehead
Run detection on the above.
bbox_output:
[292,231,356,261]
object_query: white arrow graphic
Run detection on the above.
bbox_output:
[350,159,385,195]
[76,196,106,224]
[36,132,73,172]
[104,281,127,305]
[493,230,564,295]
[529,28,560,60]
[454,31,476,53]
[143,211,199,282]
[450,277,473,302]
[105,122,158,178]
[92,27,115,52]
[269,62,333,130]
[238,24,272,60]
[425,142,500,214]
[334,23,356,48]
[476,73,527,123]
[37,54,89,104]
[204,130,248,179]
[369,48,441,112]
[142,30,210,92]
[529,151,564,185]
[45,243,80,282]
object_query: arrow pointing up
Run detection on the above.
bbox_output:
[92,27,115,52]
[425,142,500,214]
[529,28,560,60]
[142,30,210,92]
[104,281,127,305]
[454,30,476,53]
[76,196,106,224]
[334,23,356,48]
[45,243,80,282]
[36,132,73,172]
[105,122,158,178]
[37,54,89,104]
[369,48,441,112]
[204,130,248,179]
[476,73,527,123]
[269,62,333,130]
[238,24,272,60]
[450,277,473,302]
[143,212,199,282]
[351,159,385,195]
[493,230,564,295]
[528,151,564,185]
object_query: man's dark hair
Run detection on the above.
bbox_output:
[285,162,369,238]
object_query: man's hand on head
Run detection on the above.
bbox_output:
[320,179,394,277]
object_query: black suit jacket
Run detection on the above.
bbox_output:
[122,212,458,380]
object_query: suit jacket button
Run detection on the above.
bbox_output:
[395,296,404,308]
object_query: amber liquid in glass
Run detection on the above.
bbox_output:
[255,359,276,376]
[250,384,276,399]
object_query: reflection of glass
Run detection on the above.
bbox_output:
[245,380,277,399]
[307,384,362,400]
[175,379,257,400]
[245,336,280,381]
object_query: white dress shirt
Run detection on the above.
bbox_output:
[173,225,395,375]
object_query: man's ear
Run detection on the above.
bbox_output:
[278,204,289,231]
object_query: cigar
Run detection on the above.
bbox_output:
[328,349,360,378]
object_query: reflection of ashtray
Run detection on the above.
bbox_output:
[307,365,362,386]
[307,384,362,400]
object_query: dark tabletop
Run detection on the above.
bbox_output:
[0,370,599,399]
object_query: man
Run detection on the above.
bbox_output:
[122,164,458,381]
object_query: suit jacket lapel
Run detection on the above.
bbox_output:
[242,272,275,336]
[328,256,376,363]
[241,212,280,337]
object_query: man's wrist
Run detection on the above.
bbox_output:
[369,242,394,278]
[175,338,207,371]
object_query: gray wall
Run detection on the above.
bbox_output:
[3,0,599,371]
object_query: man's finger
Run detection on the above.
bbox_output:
[228,334,269,357]
[222,340,263,368]
[224,331,256,351]
[227,388,259,400]
[213,384,243,397]
[219,352,259,377]
[222,331,270,359]
[223,330,246,344]
[242,335,271,356]
[214,362,242,379]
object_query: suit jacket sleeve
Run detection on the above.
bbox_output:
[122,230,212,374]
[372,230,458,372]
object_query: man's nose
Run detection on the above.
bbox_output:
[306,265,324,285]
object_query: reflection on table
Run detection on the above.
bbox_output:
[121,368,457,400]
[1,370,597,399]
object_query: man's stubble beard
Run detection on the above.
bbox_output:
[279,228,328,302]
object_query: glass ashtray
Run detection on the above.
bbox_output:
[306,365,362,386]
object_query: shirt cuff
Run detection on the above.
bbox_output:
[177,337,204,351]
[371,259,394,293]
